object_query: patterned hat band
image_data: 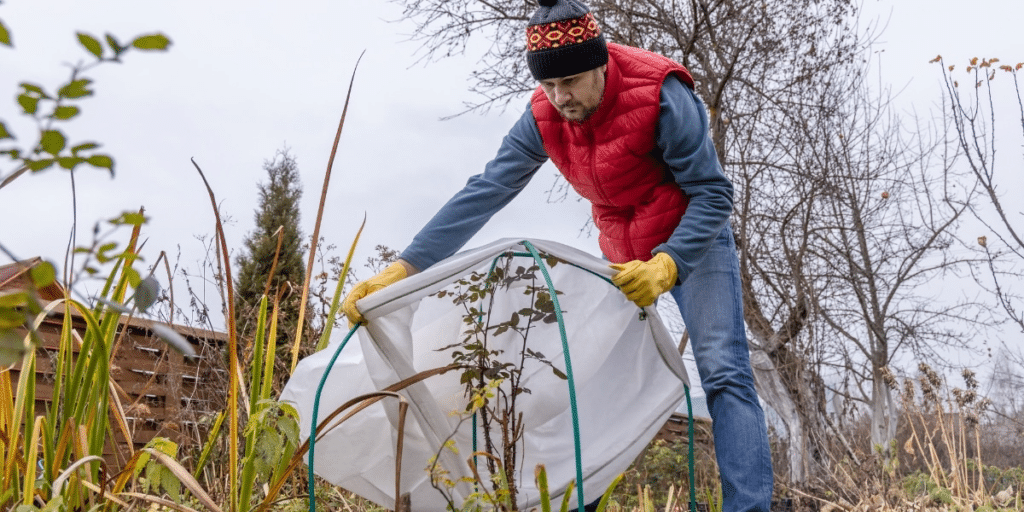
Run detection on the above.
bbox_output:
[526,12,601,52]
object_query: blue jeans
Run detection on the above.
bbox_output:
[668,224,773,512]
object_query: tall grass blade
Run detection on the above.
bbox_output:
[315,215,364,353]
[192,411,225,481]
[22,415,45,505]
[191,157,242,512]
[536,464,552,512]
[52,455,104,496]
[238,294,271,512]
[290,50,366,373]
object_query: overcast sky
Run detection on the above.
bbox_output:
[2,1,1021,374]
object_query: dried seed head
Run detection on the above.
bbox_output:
[880,366,899,390]
[965,411,979,431]
[961,368,978,389]
[952,388,967,408]
[977,397,992,411]
[920,362,943,390]
[902,379,916,407]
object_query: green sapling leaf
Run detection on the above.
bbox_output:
[26,158,55,171]
[0,330,27,367]
[0,120,12,140]
[76,32,103,58]
[0,18,12,47]
[29,260,56,288]
[105,33,124,55]
[0,308,25,329]
[131,33,171,51]
[86,154,113,171]
[0,290,29,309]
[40,130,66,155]
[58,79,93,99]
[110,211,147,226]
[71,142,100,155]
[58,156,84,170]
[20,83,49,97]
[17,94,39,115]
[52,105,80,120]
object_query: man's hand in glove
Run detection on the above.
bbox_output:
[609,252,678,308]
[342,261,413,325]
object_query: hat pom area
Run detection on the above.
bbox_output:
[538,0,558,6]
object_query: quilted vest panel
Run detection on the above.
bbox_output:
[532,43,696,263]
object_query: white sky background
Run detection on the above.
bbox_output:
[1,0,1021,389]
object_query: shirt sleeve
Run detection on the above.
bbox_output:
[651,74,735,284]
[400,104,549,271]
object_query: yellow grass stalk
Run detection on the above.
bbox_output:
[191,157,242,512]
[0,369,14,496]
[192,411,226,482]
[315,215,364,353]
[290,50,366,373]
[5,330,37,498]
[107,377,134,463]
[22,415,45,505]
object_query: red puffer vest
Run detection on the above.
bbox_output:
[531,43,696,263]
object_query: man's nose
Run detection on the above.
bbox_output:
[554,86,571,105]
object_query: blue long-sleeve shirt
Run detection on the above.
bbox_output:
[401,75,733,285]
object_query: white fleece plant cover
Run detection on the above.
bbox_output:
[281,238,689,511]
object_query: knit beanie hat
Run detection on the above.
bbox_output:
[526,0,608,80]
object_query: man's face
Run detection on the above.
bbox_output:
[539,65,607,123]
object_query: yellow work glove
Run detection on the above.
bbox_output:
[609,252,678,308]
[342,262,408,325]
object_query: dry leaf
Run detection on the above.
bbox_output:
[993,485,1014,507]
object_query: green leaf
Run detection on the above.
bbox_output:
[105,33,124,55]
[123,266,142,288]
[86,154,113,170]
[131,33,171,51]
[0,18,11,47]
[71,142,100,155]
[0,120,12,140]
[40,130,67,155]
[96,241,118,263]
[58,156,84,169]
[0,308,26,329]
[20,83,48,97]
[29,261,57,288]
[52,105,80,120]
[110,211,147,226]
[77,32,103,58]
[0,290,29,309]
[26,158,55,172]
[17,94,39,115]
[0,330,28,367]
[58,79,93,99]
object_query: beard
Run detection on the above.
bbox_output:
[558,101,600,122]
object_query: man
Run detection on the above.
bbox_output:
[342,0,773,510]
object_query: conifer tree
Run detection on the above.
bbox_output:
[234,148,307,346]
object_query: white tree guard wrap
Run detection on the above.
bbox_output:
[281,239,689,511]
